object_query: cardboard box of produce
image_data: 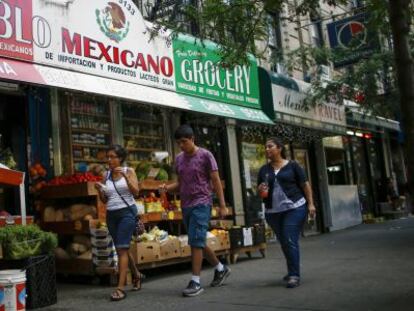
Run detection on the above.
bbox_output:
[178,235,191,258]
[131,241,160,264]
[209,219,234,230]
[215,232,230,251]
[159,238,180,260]
[180,245,191,258]
[207,235,220,252]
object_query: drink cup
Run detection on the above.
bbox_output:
[259,184,269,199]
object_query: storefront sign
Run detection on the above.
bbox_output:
[0,0,175,90]
[173,36,261,109]
[0,58,43,83]
[0,0,268,120]
[272,82,346,128]
[327,13,378,68]
[0,56,273,124]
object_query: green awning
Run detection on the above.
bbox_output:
[347,111,400,132]
[269,72,300,91]
[180,95,274,124]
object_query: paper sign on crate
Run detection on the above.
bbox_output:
[243,227,253,246]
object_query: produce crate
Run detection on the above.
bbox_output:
[0,216,34,227]
[91,236,113,248]
[40,182,98,199]
[25,254,57,309]
[131,241,160,264]
[229,227,243,249]
[253,224,266,245]
[159,239,180,260]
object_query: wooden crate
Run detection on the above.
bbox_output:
[0,216,34,227]
[41,220,92,234]
[139,180,175,191]
[40,182,97,199]
[56,258,94,275]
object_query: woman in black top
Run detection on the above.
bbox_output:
[258,137,316,288]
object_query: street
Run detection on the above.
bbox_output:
[43,217,414,311]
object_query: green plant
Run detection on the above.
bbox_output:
[0,225,58,260]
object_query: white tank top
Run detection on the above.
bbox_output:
[104,168,136,211]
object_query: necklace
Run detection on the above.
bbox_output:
[271,159,288,170]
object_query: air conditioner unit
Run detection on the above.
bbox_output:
[276,63,286,74]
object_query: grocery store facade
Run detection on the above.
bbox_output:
[0,0,273,226]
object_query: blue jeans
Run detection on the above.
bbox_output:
[182,204,212,248]
[106,206,136,249]
[265,205,307,278]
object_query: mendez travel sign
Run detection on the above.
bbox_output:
[0,0,175,90]
[173,36,261,109]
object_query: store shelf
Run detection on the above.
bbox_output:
[140,207,233,223]
[40,182,98,199]
[141,211,183,223]
[73,158,107,163]
[127,147,159,152]
[123,133,163,140]
[72,143,109,148]
[71,111,110,118]
[41,220,93,234]
[72,128,110,134]
[123,117,162,125]
[139,179,175,190]
[0,168,24,186]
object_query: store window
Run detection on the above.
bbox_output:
[121,102,167,166]
[68,95,112,173]
[323,136,352,185]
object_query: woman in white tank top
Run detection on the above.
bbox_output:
[95,145,142,301]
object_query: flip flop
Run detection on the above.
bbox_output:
[110,288,127,301]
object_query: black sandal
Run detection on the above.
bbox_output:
[110,288,127,301]
[132,273,145,291]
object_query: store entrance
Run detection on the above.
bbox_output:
[0,94,28,215]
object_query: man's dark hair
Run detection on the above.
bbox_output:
[174,124,194,140]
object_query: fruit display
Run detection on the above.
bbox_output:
[139,191,181,213]
[46,172,102,186]
[138,226,175,243]
[29,162,48,193]
[135,161,171,181]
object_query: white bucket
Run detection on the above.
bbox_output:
[0,270,26,311]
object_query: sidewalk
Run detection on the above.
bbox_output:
[43,217,414,311]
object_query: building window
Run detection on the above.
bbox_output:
[310,13,324,48]
[323,136,353,185]
[267,13,283,73]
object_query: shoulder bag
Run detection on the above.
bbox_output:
[111,175,146,236]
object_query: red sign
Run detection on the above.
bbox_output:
[0,0,33,61]
[0,57,43,84]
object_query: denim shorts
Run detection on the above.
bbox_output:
[182,204,212,248]
[106,206,136,249]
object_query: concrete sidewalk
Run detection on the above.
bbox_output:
[43,217,414,311]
